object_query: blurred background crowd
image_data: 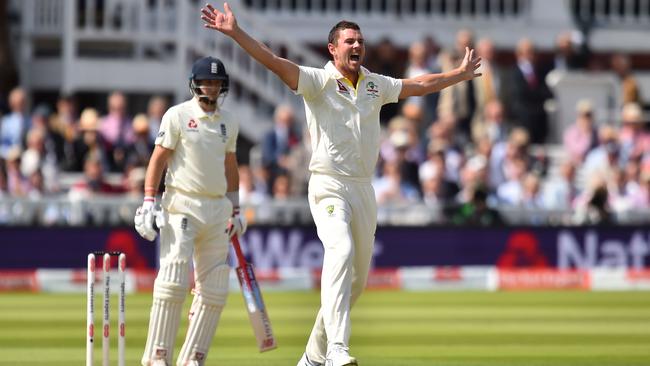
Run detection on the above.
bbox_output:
[1,0,649,226]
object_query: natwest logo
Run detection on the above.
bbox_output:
[188,119,198,129]
[558,230,650,269]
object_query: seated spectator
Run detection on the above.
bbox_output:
[124,113,154,167]
[552,31,588,71]
[261,104,300,188]
[563,99,598,163]
[542,160,577,210]
[456,154,489,204]
[373,160,420,205]
[49,95,78,165]
[496,155,528,206]
[573,178,613,225]
[0,87,28,160]
[490,127,530,189]
[419,161,458,207]
[583,125,621,181]
[472,99,508,146]
[449,185,504,226]
[271,172,292,201]
[145,95,168,144]
[69,152,125,199]
[239,165,268,205]
[618,103,650,164]
[20,127,60,193]
[67,108,110,172]
[4,146,26,196]
[100,92,134,171]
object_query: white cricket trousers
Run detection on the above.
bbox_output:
[142,189,232,365]
[305,173,377,362]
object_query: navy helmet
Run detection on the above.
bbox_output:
[189,56,229,104]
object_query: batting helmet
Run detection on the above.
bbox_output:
[189,56,229,104]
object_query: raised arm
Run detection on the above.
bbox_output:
[399,47,482,99]
[201,3,300,91]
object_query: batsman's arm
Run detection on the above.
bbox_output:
[144,145,173,196]
[202,3,300,91]
[225,152,239,194]
[399,47,482,99]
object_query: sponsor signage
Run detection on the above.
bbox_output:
[0,226,648,270]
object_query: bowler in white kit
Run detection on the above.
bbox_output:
[202,3,482,365]
[134,56,247,366]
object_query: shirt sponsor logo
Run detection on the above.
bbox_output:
[336,79,349,94]
[188,119,198,129]
[366,81,379,98]
[220,123,227,142]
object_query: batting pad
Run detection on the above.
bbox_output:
[177,264,230,365]
[141,261,190,365]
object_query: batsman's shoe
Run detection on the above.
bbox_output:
[297,352,323,366]
[325,345,357,366]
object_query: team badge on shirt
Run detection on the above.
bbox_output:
[326,205,335,216]
[366,81,379,98]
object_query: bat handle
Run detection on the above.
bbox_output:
[230,233,248,268]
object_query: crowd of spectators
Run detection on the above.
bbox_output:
[1,31,649,225]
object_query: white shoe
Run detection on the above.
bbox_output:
[297,352,323,366]
[325,344,357,366]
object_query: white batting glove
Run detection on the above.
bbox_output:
[134,197,165,242]
[228,207,247,238]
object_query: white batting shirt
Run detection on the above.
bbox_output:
[155,98,238,197]
[296,61,402,180]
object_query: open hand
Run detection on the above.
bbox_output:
[459,47,482,81]
[201,2,238,36]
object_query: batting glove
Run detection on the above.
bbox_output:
[228,207,247,238]
[134,197,165,242]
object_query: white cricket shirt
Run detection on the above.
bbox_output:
[296,62,402,180]
[155,98,238,197]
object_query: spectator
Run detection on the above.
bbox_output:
[261,104,300,188]
[496,155,528,206]
[573,178,613,225]
[472,99,508,145]
[618,102,650,164]
[69,152,124,199]
[124,113,154,168]
[456,154,489,204]
[20,126,59,193]
[1,87,28,160]
[489,127,530,189]
[611,54,641,105]
[68,108,110,172]
[373,160,420,205]
[238,164,268,205]
[563,99,598,163]
[271,172,292,200]
[403,41,433,119]
[99,91,133,171]
[552,31,588,71]
[4,146,26,196]
[48,95,78,165]
[542,160,577,210]
[583,125,621,182]
[146,95,168,144]
[502,38,553,144]
[438,29,476,140]
[449,185,503,226]
[419,156,458,207]
[472,38,503,125]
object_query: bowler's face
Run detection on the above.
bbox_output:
[329,28,365,75]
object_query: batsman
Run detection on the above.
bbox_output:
[202,3,482,366]
[134,56,246,366]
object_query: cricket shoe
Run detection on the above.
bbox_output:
[325,344,357,366]
[297,352,323,366]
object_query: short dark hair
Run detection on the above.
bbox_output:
[328,20,361,45]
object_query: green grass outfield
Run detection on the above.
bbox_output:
[1,291,650,365]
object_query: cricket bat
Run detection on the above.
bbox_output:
[230,234,277,352]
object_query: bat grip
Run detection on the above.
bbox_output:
[230,234,248,268]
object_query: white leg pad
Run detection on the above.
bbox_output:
[176,264,230,366]
[142,261,190,366]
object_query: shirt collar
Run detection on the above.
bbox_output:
[324,61,369,86]
[191,98,220,120]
